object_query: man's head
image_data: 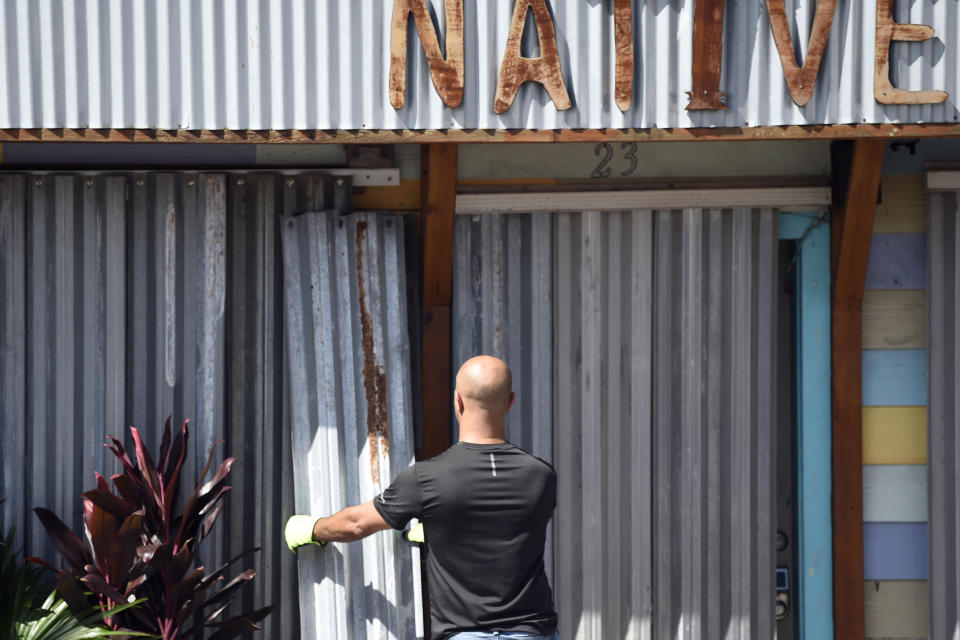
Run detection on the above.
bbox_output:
[454,355,515,422]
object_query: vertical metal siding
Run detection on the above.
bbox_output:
[927,190,959,640]
[0,171,374,639]
[281,210,421,640]
[451,212,554,580]
[453,208,777,639]
[1,1,959,130]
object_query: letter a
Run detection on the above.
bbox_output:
[494,0,572,114]
[390,0,464,109]
[767,0,838,106]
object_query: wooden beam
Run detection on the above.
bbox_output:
[420,144,458,460]
[831,138,884,640]
[5,124,960,144]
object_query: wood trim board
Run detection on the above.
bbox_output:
[864,580,929,638]
[864,233,927,290]
[862,465,928,522]
[864,523,928,580]
[862,407,927,464]
[861,350,927,407]
[862,290,926,350]
[5,123,960,144]
[454,187,831,214]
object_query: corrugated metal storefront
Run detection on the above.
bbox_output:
[453,208,777,639]
[1,0,957,131]
[281,210,422,640]
[0,172,420,639]
[926,188,960,640]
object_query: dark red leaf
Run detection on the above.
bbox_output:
[166,544,193,583]
[202,569,256,609]
[105,437,136,475]
[111,474,140,504]
[170,567,205,608]
[58,571,93,614]
[203,617,260,640]
[163,422,189,523]
[196,548,259,592]
[26,556,57,571]
[94,472,110,492]
[130,428,163,505]
[83,573,128,608]
[82,496,117,573]
[198,501,224,543]
[198,458,235,497]
[108,512,143,588]
[33,507,93,574]
[158,416,173,474]
[83,489,138,520]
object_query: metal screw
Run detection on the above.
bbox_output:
[86,178,94,187]
[136,178,144,187]
[286,178,295,187]
[336,178,344,186]
[236,177,245,186]
[187,178,195,186]
[34,179,43,187]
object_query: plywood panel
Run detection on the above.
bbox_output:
[864,234,927,290]
[863,465,928,522]
[874,174,928,234]
[864,580,929,638]
[862,350,927,406]
[862,290,926,350]
[863,407,927,464]
[864,523,928,580]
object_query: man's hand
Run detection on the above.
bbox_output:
[285,515,325,553]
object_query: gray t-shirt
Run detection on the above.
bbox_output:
[374,441,558,640]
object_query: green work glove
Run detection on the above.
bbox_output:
[285,515,326,553]
[406,522,425,544]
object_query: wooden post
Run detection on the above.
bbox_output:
[420,144,458,460]
[831,139,884,640]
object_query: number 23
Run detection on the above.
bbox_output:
[591,142,639,178]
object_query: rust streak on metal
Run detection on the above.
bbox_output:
[354,220,390,486]
[494,0,571,114]
[613,0,634,112]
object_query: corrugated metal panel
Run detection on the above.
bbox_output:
[281,210,422,640]
[927,190,959,640]
[0,171,362,639]
[1,1,958,130]
[451,212,554,580]
[453,208,777,639]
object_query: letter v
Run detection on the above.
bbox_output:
[766,0,838,106]
[390,0,464,109]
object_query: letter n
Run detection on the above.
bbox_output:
[390,0,464,109]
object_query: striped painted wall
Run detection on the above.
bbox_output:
[862,173,929,639]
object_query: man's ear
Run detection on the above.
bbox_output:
[455,391,465,415]
[506,391,516,412]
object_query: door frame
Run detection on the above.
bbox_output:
[779,211,832,639]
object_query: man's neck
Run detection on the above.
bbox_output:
[458,435,507,444]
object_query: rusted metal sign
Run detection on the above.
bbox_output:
[390,0,949,113]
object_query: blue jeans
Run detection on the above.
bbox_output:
[448,633,558,640]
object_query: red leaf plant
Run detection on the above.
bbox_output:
[33,418,274,640]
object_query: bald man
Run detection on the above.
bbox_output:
[285,356,559,640]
